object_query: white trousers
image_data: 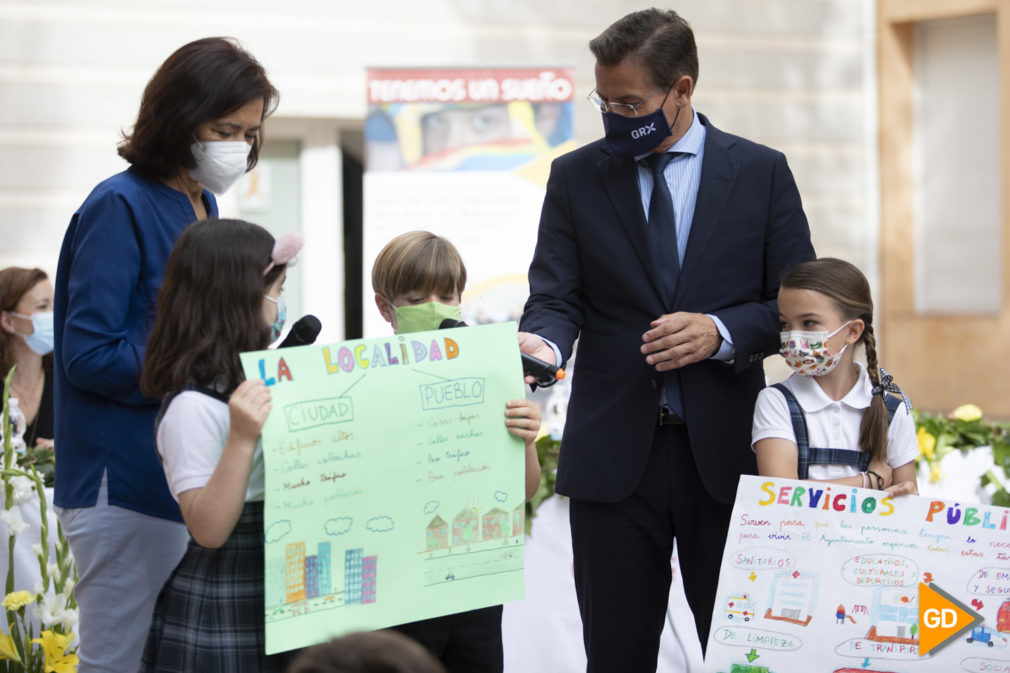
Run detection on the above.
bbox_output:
[57,473,188,673]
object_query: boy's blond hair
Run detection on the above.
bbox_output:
[371,231,467,299]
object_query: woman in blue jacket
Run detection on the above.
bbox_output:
[53,37,277,673]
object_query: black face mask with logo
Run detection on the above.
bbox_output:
[600,88,677,156]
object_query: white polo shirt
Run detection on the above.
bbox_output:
[751,362,919,481]
[157,390,266,503]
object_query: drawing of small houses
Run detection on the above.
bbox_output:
[865,588,918,644]
[764,570,818,626]
[426,515,449,551]
[452,508,479,548]
[482,508,509,541]
[512,504,524,537]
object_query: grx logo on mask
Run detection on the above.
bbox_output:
[630,122,656,139]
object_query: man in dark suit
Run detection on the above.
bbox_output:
[518,9,815,671]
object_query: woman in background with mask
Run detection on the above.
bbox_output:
[52,37,277,673]
[0,267,55,449]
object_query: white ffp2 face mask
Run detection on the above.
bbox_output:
[188,140,251,194]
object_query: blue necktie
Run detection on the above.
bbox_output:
[643,152,680,304]
[642,152,684,418]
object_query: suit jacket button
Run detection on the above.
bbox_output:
[650,379,658,390]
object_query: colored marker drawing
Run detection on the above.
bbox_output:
[725,594,756,622]
[481,507,510,541]
[998,600,1010,633]
[719,665,772,673]
[764,570,818,626]
[967,624,996,647]
[425,504,523,555]
[864,587,917,644]
[426,515,450,552]
[264,541,377,623]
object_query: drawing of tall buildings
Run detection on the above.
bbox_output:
[284,541,335,603]
[345,548,364,605]
[265,557,285,608]
[306,556,319,598]
[317,542,332,595]
[304,542,333,599]
[362,555,377,604]
[285,542,307,603]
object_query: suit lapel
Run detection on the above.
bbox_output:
[596,148,667,304]
[675,116,739,305]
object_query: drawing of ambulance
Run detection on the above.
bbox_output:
[725,594,756,622]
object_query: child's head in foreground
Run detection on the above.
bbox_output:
[371,231,467,333]
[286,629,447,673]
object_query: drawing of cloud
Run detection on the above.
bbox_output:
[324,517,353,536]
[265,520,293,543]
[424,501,440,515]
[366,516,395,533]
[494,490,508,503]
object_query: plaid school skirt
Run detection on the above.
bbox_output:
[139,501,297,673]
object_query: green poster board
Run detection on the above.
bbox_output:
[239,322,527,654]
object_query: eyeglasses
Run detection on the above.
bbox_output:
[586,86,667,117]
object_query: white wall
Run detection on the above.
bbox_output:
[0,0,878,338]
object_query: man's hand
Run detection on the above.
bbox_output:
[641,312,722,371]
[518,331,557,385]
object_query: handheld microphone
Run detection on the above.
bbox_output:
[439,318,566,385]
[278,314,322,349]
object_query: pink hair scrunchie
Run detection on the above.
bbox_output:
[263,232,304,275]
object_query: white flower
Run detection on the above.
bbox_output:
[46,562,59,579]
[59,606,79,632]
[1,506,28,536]
[32,590,62,627]
[9,475,34,505]
[60,580,74,598]
[32,543,43,560]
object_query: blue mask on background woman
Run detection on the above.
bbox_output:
[7,310,54,355]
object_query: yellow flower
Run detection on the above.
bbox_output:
[929,462,945,484]
[2,590,34,611]
[917,426,936,460]
[0,630,21,662]
[952,404,983,422]
[31,630,78,673]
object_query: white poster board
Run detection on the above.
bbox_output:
[705,475,1010,673]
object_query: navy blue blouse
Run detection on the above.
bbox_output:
[53,167,217,521]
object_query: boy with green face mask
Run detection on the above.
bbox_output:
[370,230,542,673]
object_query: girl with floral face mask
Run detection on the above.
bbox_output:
[751,258,919,497]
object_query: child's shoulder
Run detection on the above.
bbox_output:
[162,388,229,425]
